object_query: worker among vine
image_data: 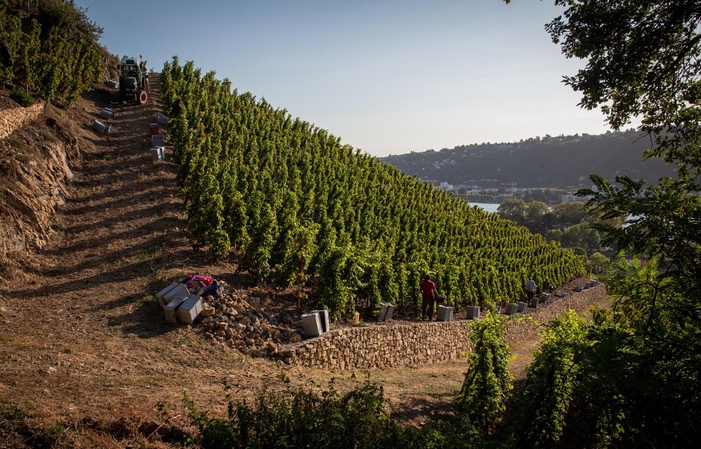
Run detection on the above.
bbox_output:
[420,274,439,321]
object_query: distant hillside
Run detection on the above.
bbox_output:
[381,130,677,189]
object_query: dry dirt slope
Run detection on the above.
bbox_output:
[0,79,488,446]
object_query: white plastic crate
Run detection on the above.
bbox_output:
[156,283,189,307]
[92,120,111,134]
[312,309,330,333]
[100,108,115,119]
[378,302,395,322]
[176,295,203,324]
[150,146,165,161]
[156,112,168,125]
[301,312,323,337]
[164,297,187,323]
[151,133,165,146]
[437,305,453,322]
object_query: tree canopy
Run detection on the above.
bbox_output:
[498,1,701,446]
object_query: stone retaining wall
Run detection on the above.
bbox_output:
[504,286,608,345]
[277,285,608,370]
[0,99,44,139]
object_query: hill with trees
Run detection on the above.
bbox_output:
[381,129,678,189]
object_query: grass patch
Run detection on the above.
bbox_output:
[10,89,35,107]
[41,130,58,143]
[4,137,25,151]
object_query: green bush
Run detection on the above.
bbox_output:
[9,89,34,107]
[184,380,437,449]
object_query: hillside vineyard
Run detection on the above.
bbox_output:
[160,59,585,317]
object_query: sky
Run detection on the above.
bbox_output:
[74,0,615,158]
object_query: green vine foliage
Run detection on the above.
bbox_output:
[184,380,430,449]
[455,311,513,435]
[516,310,587,448]
[0,2,105,107]
[161,58,586,317]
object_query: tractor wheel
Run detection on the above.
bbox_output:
[138,90,148,105]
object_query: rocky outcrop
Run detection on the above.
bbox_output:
[0,98,75,258]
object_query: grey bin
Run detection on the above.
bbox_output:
[151,134,165,146]
[517,301,528,313]
[539,293,551,304]
[465,305,480,320]
[584,282,591,289]
[301,312,324,337]
[555,291,567,298]
[176,295,203,324]
[92,120,111,134]
[505,303,519,315]
[574,286,583,292]
[378,302,395,322]
[591,280,599,287]
[156,282,189,307]
[530,296,539,308]
[100,108,115,119]
[437,305,454,322]
[150,146,165,161]
[107,79,119,88]
[312,309,330,333]
[156,112,168,125]
[164,296,187,323]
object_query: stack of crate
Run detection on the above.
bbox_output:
[156,283,203,324]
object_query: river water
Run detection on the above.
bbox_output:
[470,202,500,214]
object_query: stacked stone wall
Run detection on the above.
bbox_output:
[277,285,607,370]
[0,100,44,139]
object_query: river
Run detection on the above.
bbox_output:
[470,202,500,214]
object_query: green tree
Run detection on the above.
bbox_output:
[497,198,527,226]
[506,0,701,445]
[552,202,588,228]
[526,201,549,234]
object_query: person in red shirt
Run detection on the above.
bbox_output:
[420,274,439,320]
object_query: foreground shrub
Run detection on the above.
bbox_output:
[455,311,513,435]
[184,379,426,449]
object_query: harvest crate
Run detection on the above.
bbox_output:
[378,302,395,322]
[176,295,203,324]
[465,305,480,320]
[156,283,189,307]
[301,312,323,337]
[437,305,453,322]
[164,297,187,323]
[312,309,330,333]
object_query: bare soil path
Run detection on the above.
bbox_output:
[0,79,601,446]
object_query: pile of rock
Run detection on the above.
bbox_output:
[196,285,303,356]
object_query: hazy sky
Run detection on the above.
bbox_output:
[75,0,614,157]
